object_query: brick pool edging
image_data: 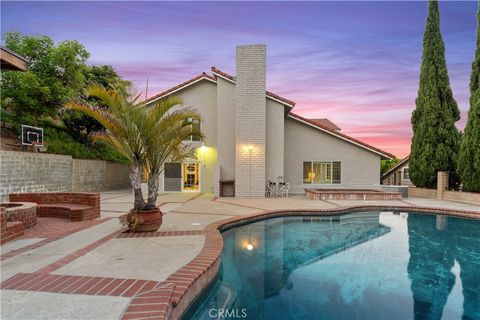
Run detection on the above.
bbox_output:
[145,205,479,320]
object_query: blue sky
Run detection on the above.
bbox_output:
[2,1,477,157]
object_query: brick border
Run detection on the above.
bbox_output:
[136,205,479,320]
[0,217,111,261]
[305,188,402,201]
[116,230,206,239]
[1,273,160,298]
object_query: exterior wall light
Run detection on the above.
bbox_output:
[243,145,254,153]
[199,143,208,154]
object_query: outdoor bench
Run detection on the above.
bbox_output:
[8,192,100,221]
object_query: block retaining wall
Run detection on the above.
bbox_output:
[0,151,130,200]
[409,187,480,206]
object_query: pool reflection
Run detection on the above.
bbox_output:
[407,214,480,320]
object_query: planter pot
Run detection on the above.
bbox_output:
[129,207,163,232]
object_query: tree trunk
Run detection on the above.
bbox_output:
[130,162,145,211]
[145,171,160,210]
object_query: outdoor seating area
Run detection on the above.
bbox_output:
[0,202,37,244]
[8,192,100,221]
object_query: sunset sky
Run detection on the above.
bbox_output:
[2,1,477,158]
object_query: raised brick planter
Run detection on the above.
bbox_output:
[1,202,37,229]
[305,188,402,201]
[9,192,100,221]
[0,207,25,244]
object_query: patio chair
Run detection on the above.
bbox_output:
[266,181,275,198]
[278,182,290,198]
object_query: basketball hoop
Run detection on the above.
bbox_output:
[31,141,47,153]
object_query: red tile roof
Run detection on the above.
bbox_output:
[288,113,395,159]
[211,67,235,81]
[309,118,341,131]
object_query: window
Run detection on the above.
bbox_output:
[303,161,341,184]
[183,118,201,142]
[303,162,312,183]
[403,168,410,180]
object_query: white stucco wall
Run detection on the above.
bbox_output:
[284,117,382,194]
[151,80,218,194]
[266,99,285,183]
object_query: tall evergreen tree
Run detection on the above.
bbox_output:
[410,0,461,188]
[457,2,480,192]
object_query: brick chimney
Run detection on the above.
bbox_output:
[235,44,266,197]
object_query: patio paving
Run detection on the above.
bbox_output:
[0,189,478,319]
[52,235,204,281]
[1,290,129,320]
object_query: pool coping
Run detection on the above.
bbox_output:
[121,205,480,320]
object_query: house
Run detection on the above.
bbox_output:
[1,47,28,71]
[146,45,394,197]
[381,156,412,186]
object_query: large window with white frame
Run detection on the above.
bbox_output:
[182,118,201,142]
[303,161,341,184]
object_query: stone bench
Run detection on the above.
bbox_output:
[9,192,100,221]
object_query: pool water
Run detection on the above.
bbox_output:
[183,212,480,320]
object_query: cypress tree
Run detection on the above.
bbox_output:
[457,2,480,192]
[410,0,461,188]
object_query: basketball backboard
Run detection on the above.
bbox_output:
[21,125,43,146]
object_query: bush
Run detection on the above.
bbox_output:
[43,125,129,164]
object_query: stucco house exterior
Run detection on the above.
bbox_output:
[381,156,412,186]
[146,45,394,197]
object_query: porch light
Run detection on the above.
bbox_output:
[246,243,254,251]
[243,145,254,153]
[199,143,208,154]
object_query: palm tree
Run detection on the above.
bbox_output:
[66,84,202,213]
[66,84,147,210]
[142,97,202,209]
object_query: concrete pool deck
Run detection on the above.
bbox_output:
[1,190,479,319]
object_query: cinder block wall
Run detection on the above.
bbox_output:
[0,151,130,200]
[72,159,130,192]
[0,151,72,200]
[235,44,267,197]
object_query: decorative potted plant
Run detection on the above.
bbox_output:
[66,84,201,232]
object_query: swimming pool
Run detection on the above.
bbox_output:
[183,211,480,319]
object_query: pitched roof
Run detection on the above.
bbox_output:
[211,67,296,107]
[146,72,216,103]
[382,156,410,178]
[309,118,341,131]
[146,68,295,108]
[288,113,395,159]
[144,68,394,159]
